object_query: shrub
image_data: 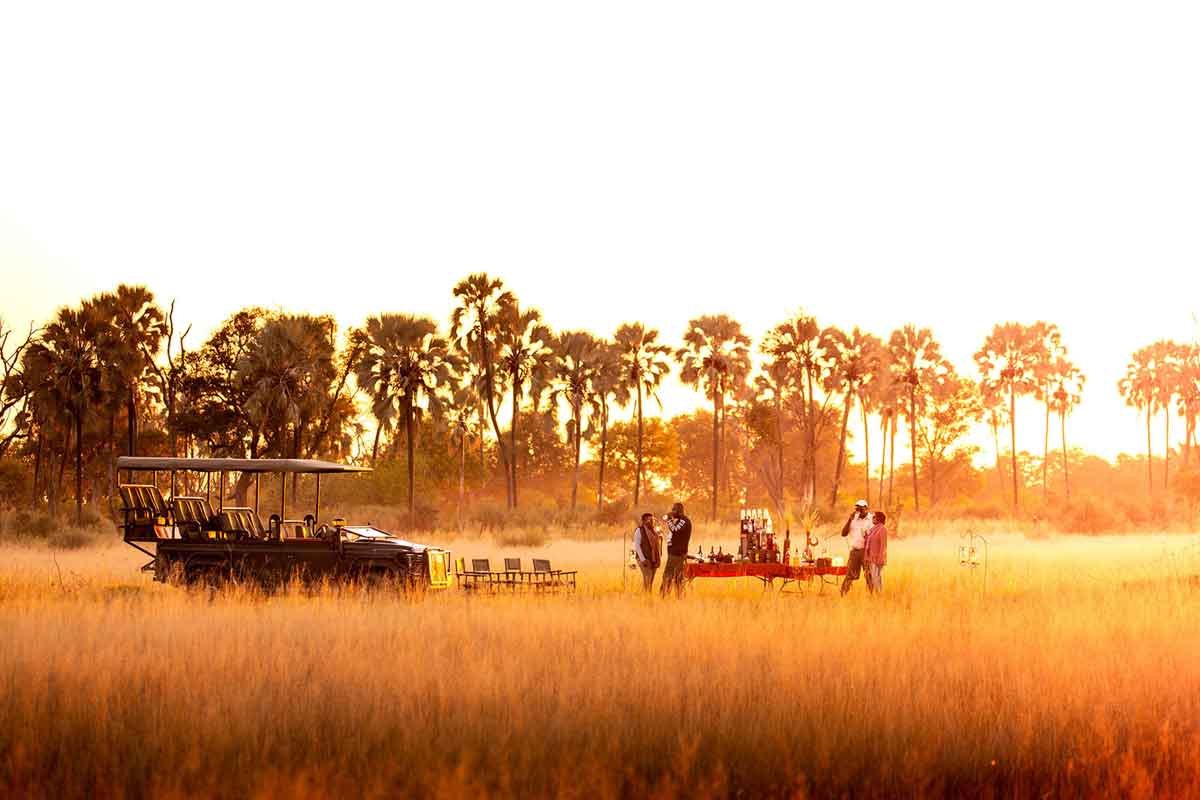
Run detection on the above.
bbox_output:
[48,529,94,550]
[1062,497,1124,535]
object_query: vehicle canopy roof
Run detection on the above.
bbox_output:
[116,456,371,475]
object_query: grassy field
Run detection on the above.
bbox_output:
[2,529,1200,798]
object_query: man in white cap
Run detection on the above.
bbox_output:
[840,499,872,596]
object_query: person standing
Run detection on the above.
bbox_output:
[864,511,888,594]
[840,499,872,596]
[631,513,662,592]
[659,502,692,598]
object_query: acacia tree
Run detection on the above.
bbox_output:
[1119,344,1159,495]
[890,325,946,513]
[0,319,38,458]
[548,331,604,512]
[975,322,1041,513]
[916,368,981,507]
[677,315,751,519]
[1048,358,1085,499]
[353,314,461,513]
[495,304,553,508]
[450,274,515,508]
[614,323,672,505]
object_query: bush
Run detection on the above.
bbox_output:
[1062,497,1124,535]
[494,529,550,548]
[48,529,94,550]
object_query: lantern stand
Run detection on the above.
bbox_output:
[958,529,989,596]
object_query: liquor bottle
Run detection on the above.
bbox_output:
[782,529,791,564]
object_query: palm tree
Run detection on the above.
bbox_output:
[822,327,883,507]
[450,274,516,508]
[975,322,1040,513]
[445,382,480,526]
[1048,358,1085,499]
[753,359,791,513]
[1029,321,1064,503]
[676,315,751,519]
[495,304,553,508]
[890,325,947,513]
[978,380,1009,501]
[614,323,672,506]
[761,314,826,505]
[354,314,461,513]
[1154,340,1185,490]
[1119,345,1159,495]
[590,341,629,511]
[856,342,893,506]
[1179,344,1200,468]
[96,285,165,457]
[548,331,604,511]
[25,303,107,525]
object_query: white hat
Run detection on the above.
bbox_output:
[854,499,868,508]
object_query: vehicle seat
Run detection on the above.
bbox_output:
[171,496,217,541]
[119,484,170,541]
[214,507,265,540]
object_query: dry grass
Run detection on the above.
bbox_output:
[2,531,1200,798]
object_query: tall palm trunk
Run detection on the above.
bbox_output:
[634,381,644,505]
[406,399,415,514]
[1146,405,1153,495]
[992,416,1002,498]
[127,384,137,456]
[480,333,512,509]
[510,374,520,508]
[830,389,852,507]
[806,366,817,504]
[370,423,382,467]
[597,400,609,512]
[861,401,870,506]
[711,390,720,520]
[32,428,44,510]
[888,413,896,508]
[909,385,920,512]
[1164,406,1170,491]
[878,413,887,508]
[776,393,786,505]
[570,398,582,511]
[1042,399,1050,503]
[1009,383,1018,512]
[458,432,466,527]
[1060,409,1070,500]
[74,411,84,527]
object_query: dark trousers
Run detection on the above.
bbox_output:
[841,548,865,595]
[660,554,687,597]
[639,564,658,592]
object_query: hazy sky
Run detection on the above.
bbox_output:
[3,1,1199,463]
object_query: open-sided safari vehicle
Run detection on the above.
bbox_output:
[116,456,451,589]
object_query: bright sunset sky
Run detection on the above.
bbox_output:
[2,2,1199,463]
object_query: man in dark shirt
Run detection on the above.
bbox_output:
[659,502,692,598]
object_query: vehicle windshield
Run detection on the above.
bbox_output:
[339,526,393,542]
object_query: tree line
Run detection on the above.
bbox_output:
[0,275,1196,528]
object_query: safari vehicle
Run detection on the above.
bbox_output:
[116,456,451,589]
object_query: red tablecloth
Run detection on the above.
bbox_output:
[685,562,847,580]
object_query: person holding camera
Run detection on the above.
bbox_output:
[631,512,662,592]
[659,502,692,598]
[840,499,872,596]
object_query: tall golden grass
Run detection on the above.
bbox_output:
[2,532,1199,798]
